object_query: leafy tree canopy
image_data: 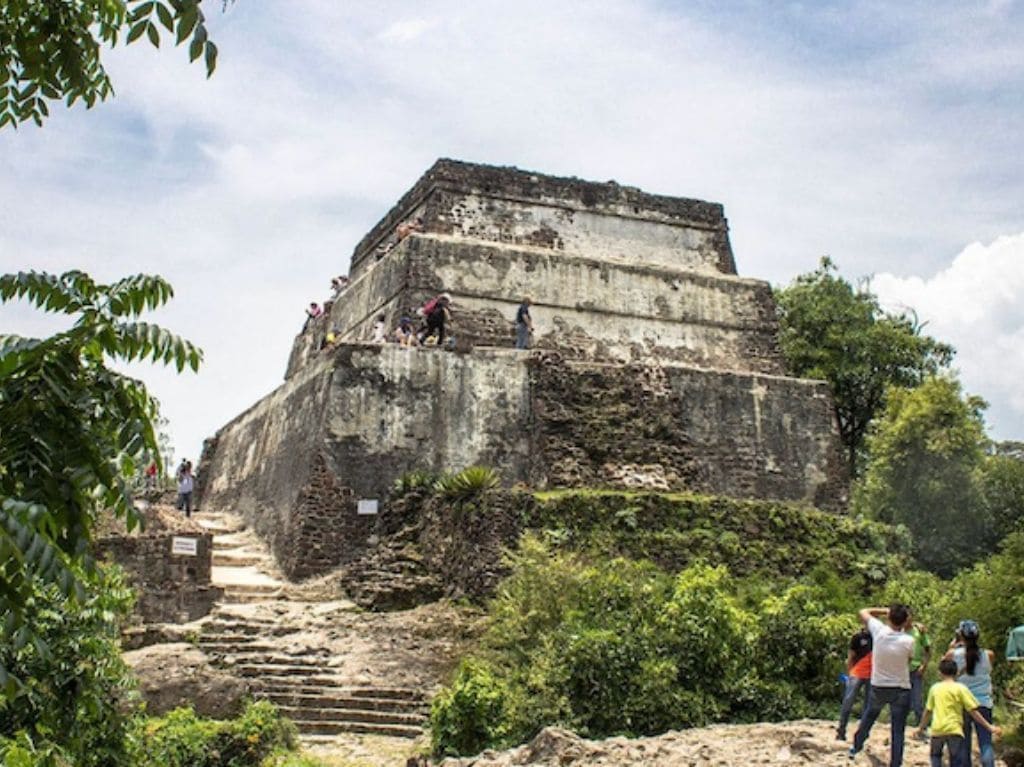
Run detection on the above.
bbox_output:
[980,453,1024,542]
[854,376,990,575]
[775,257,954,475]
[0,0,220,128]
[0,270,200,696]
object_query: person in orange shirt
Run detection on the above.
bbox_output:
[838,626,873,741]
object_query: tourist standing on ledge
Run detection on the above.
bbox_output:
[330,275,349,296]
[419,293,451,346]
[304,302,322,330]
[396,216,424,241]
[850,604,915,766]
[371,314,387,343]
[515,296,533,349]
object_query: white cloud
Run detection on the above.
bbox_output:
[2,0,1024,459]
[873,233,1024,440]
[378,18,436,43]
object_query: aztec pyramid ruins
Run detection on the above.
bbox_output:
[198,159,846,579]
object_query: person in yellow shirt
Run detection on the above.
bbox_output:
[915,659,1001,767]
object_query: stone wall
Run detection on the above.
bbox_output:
[286,234,782,379]
[203,343,846,579]
[96,532,222,623]
[527,355,847,510]
[203,344,533,578]
[350,159,736,277]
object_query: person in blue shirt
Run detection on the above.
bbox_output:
[945,620,996,767]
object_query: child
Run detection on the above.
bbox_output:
[915,659,1001,767]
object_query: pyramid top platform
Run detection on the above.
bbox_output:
[349,159,737,277]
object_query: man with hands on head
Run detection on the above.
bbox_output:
[849,604,916,766]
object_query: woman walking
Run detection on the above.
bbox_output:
[946,619,996,767]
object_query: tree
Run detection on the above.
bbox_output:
[775,257,954,475]
[0,0,220,129]
[0,270,200,695]
[853,376,990,576]
[979,452,1024,541]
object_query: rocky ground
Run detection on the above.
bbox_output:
[434,720,1010,767]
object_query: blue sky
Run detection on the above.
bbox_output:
[1,0,1023,459]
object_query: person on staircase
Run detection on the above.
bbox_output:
[176,460,195,518]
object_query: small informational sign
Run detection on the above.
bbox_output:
[357,499,379,516]
[171,536,199,556]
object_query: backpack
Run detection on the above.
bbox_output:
[421,296,439,316]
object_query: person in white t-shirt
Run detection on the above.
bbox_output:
[849,604,916,766]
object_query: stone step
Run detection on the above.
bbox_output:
[212,552,266,567]
[236,664,350,683]
[215,654,330,668]
[274,704,425,727]
[284,719,424,738]
[200,525,236,535]
[219,591,284,604]
[198,632,264,644]
[349,687,424,702]
[257,690,428,714]
[204,618,285,631]
[215,581,282,594]
[199,642,281,655]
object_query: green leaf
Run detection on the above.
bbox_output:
[156,2,175,32]
[204,41,218,75]
[126,21,148,43]
[146,22,161,48]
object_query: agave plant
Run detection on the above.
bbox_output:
[393,469,441,495]
[434,466,500,501]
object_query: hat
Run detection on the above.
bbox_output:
[958,619,980,639]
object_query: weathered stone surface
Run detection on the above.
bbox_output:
[350,159,736,277]
[97,517,222,624]
[202,343,842,579]
[124,642,249,718]
[288,235,782,379]
[200,159,849,581]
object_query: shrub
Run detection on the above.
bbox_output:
[430,660,511,757]
[753,583,856,709]
[136,700,297,767]
[0,565,138,767]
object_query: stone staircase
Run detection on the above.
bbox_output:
[194,511,431,741]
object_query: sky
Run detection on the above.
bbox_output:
[1,0,1023,461]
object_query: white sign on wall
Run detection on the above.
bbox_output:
[357,499,379,516]
[171,536,199,556]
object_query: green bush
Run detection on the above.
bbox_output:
[430,545,864,756]
[430,660,511,757]
[753,583,856,709]
[0,565,138,767]
[136,700,298,767]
